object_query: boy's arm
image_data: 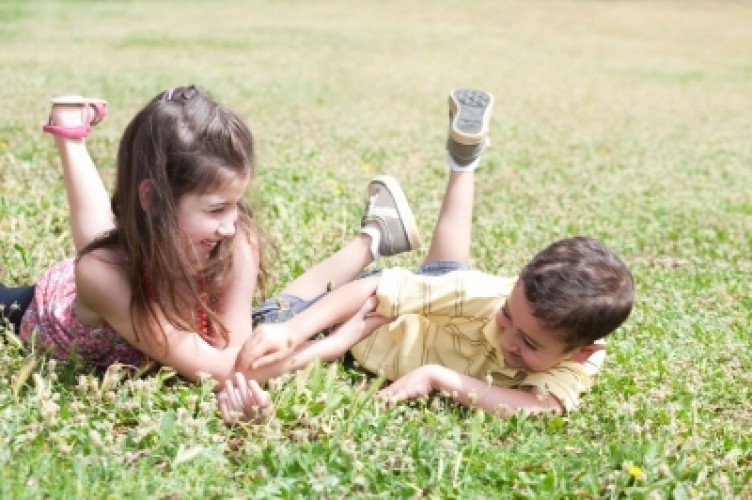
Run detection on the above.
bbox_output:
[235,276,382,371]
[380,365,564,417]
[240,297,390,381]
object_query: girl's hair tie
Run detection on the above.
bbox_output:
[161,88,176,101]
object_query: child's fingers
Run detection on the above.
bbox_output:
[376,386,401,405]
[379,379,413,402]
[233,345,252,372]
[364,315,391,331]
[224,378,243,413]
[233,373,254,416]
[217,392,235,423]
[230,374,273,422]
[360,296,378,313]
[250,350,281,370]
[247,379,271,407]
[233,373,270,418]
[234,340,265,372]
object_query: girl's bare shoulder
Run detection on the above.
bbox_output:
[74,248,132,324]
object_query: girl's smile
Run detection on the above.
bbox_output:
[175,174,250,262]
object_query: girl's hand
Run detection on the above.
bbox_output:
[234,322,297,372]
[378,365,441,402]
[217,373,273,424]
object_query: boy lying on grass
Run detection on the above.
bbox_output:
[218,89,634,422]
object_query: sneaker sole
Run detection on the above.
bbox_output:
[448,88,494,145]
[371,175,422,251]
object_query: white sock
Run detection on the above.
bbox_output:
[360,223,381,261]
[447,137,489,172]
[447,154,480,172]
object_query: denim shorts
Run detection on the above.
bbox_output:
[251,261,467,327]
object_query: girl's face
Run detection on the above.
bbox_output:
[175,173,250,263]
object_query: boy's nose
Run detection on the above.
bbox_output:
[506,338,521,354]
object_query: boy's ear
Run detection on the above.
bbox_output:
[138,179,154,213]
[569,342,606,363]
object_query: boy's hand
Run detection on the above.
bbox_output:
[235,322,296,372]
[378,364,441,402]
[217,373,273,424]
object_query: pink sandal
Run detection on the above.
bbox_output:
[42,96,108,139]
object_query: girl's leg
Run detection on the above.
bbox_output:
[424,88,494,265]
[45,101,115,252]
[281,176,420,300]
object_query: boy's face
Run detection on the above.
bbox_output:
[495,281,581,372]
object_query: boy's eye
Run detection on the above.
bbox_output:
[521,336,538,351]
[501,305,511,319]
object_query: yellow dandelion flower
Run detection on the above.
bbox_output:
[627,465,644,480]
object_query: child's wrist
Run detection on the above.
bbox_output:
[424,364,445,391]
[289,322,314,348]
[428,365,456,393]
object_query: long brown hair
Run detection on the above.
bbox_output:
[79,85,272,347]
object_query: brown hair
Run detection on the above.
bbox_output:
[519,236,634,348]
[79,85,272,347]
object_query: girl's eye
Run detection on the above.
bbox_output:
[502,306,511,319]
[212,202,240,215]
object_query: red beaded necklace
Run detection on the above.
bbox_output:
[142,270,213,342]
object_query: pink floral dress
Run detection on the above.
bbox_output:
[20,258,146,367]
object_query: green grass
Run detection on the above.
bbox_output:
[1,0,751,497]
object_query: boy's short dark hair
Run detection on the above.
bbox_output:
[519,236,634,349]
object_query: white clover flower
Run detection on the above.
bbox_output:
[89,430,103,447]
[41,400,59,423]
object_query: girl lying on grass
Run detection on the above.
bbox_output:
[0,85,416,395]
[218,89,635,423]
[1,86,268,381]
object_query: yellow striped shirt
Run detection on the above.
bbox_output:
[350,268,604,411]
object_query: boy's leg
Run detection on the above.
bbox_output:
[425,89,494,264]
[279,236,372,300]
[424,171,476,264]
[280,176,420,300]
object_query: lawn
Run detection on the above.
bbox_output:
[1,0,750,497]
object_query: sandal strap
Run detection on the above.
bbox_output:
[87,101,108,126]
[42,123,91,139]
[41,97,108,139]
